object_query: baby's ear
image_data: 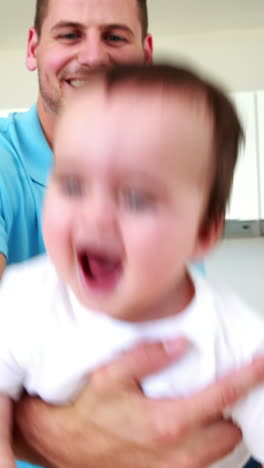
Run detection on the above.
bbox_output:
[191,215,224,260]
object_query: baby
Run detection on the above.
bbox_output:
[0,63,263,468]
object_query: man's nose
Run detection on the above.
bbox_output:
[77,30,109,69]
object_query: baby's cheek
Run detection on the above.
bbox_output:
[42,196,72,258]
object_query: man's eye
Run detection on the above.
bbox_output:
[120,190,154,211]
[104,33,126,43]
[58,32,80,41]
[60,176,83,197]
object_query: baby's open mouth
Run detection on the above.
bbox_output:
[78,249,122,291]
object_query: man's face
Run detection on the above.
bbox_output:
[43,84,217,322]
[26,0,153,114]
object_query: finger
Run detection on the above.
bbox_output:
[183,356,264,427]
[177,420,242,468]
[197,421,242,467]
[155,355,264,436]
[97,337,190,386]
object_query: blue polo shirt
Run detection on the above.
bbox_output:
[0,106,52,468]
[0,105,53,265]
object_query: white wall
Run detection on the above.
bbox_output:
[0,49,37,109]
[205,238,264,315]
[154,27,264,91]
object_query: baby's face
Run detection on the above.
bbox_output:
[43,84,215,321]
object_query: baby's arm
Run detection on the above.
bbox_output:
[0,395,16,467]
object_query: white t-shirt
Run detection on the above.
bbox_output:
[1,255,264,467]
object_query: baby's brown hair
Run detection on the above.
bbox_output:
[101,63,243,233]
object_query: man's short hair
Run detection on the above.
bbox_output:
[34,0,148,38]
[96,63,243,233]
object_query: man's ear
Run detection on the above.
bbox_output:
[191,215,224,261]
[26,27,39,72]
[143,34,153,64]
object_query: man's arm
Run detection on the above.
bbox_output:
[0,253,6,279]
[14,339,264,468]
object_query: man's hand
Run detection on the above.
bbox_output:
[14,338,264,468]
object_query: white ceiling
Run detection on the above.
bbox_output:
[1,0,264,49]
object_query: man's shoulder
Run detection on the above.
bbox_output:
[0,109,33,168]
[0,114,17,167]
[0,108,32,141]
[0,109,19,133]
[0,135,27,210]
[0,105,43,160]
[0,105,50,201]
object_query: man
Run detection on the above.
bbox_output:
[0,0,152,275]
[0,1,262,467]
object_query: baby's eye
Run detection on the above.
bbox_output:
[60,176,84,197]
[120,190,154,211]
